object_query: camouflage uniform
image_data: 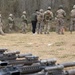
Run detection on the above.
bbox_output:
[21,11,28,33]
[37,9,44,34]
[70,5,75,33]
[0,14,4,35]
[44,7,53,34]
[8,14,14,32]
[56,5,66,34]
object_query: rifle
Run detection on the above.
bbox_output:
[2,58,57,66]
[1,53,75,68]
[19,62,75,75]
[0,59,57,75]
[6,55,39,65]
[20,62,75,75]
[0,58,57,70]
[18,53,32,58]
[60,61,75,68]
[0,49,33,61]
[0,64,75,75]
[23,65,75,75]
[1,49,75,68]
[0,51,20,61]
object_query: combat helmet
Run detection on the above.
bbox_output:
[59,5,63,9]
[48,6,51,10]
[9,14,13,17]
[23,11,26,14]
[39,9,44,12]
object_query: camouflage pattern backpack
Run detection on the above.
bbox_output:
[44,11,51,21]
[37,13,44,22]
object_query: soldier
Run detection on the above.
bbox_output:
[55,5,66,34]
[37,9,44,34]
[21,11,28,33]
[70,5,75,33]
[44,7,53,34]
[8,14,14,32]
[0,14,4,35]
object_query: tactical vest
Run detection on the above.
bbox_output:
[8,17,14,23]
[44,11,51,20]
[21,15,27,22]
[56,9,66,18]
[37,13,44,22]
[71,9,75,18]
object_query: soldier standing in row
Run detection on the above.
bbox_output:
[37,9,44,34]
[70,5,75,34]
[21,11,28,33]
[44,7,53,34]
[0,14,4,35]
[8,14,14,32]
[55,5,66,34]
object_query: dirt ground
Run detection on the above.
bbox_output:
[0,32,75,63]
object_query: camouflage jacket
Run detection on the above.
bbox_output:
[56,9,66,18]
[37,12,44,23]
[71,9,75,18]
[44,10,53,21]
[21,15,27,22]
[8,17,14,23]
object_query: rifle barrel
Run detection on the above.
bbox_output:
[65,69,75,75]
[60,61,75,67]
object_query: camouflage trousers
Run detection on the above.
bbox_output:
[44,20,51,34]
[70,18,75,33]
[9,23,13,32]
[37,22,44,34]
[56,18,65,34]
[21,22,27,33]
[0,22,4,35]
